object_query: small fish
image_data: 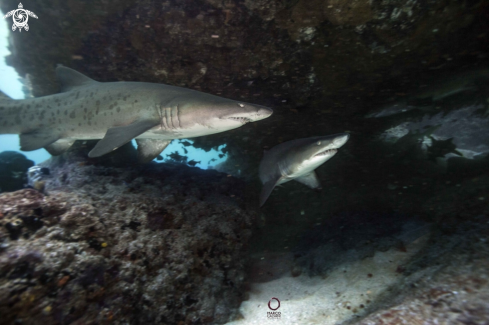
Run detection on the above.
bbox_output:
[187,160,201,167]
[426,136,463,161]
[180,141,193,147]
[166,151,187,163]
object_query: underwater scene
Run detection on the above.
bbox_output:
[0,0,488,324]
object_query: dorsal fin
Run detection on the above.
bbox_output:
[56,65,98,92]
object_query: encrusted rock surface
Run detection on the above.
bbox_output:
[0,160,257,324]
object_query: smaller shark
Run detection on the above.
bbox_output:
[258,133,350,207]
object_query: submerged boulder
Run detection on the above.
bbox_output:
[0,151,34,193]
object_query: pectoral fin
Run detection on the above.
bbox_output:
[294,171,321,189]
[259,176,283,207]
[136,139,172,163]
[20,131,59,151]
[44,139,76,156]
[88,120,159,158]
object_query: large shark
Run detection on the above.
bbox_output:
[258,133,350,207]
[0,66,273,162]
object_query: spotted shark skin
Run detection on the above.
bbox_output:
[0,66,273,162]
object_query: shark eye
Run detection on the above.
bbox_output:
[317,141,321,145]
[238,103,245,107]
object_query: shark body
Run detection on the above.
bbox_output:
[258,133,349,206]
[0,66,273,162]
[366,68,489,118]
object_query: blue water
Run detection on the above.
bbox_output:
[0,11,226,168]
[0,13,49,164]
[149,139,227,169]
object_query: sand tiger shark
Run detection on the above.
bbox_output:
[0,66,273,162]
[366,68,489,118]
[259,133,349,207]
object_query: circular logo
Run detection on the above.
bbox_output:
[14,10,28,26]
[268,297,280,310]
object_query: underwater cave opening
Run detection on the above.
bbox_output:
[131,139,228,169]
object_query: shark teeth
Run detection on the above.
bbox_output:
[227,117,251,123]
[314,148,337,157]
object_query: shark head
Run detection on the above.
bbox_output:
[169,94,273,136]
[258,132,350,207]
[213,100,273,128]
[285,133,350,175]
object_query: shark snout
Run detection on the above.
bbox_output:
[226,106,273,123]
[332,133,350,148]
[257,107,273,119]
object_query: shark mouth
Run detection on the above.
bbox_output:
[314,148,338,157]
[227,117,252,123]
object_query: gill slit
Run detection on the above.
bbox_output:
[164,107,169,130]
[157,104,166,130]
[171,104,177,129]
[176,104,181,128]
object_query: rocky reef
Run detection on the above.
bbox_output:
[0,157,257,324]
[0,151,34,193]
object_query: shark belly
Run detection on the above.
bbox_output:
[278,163,317,185]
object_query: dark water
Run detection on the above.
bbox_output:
[0,0,489,324]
